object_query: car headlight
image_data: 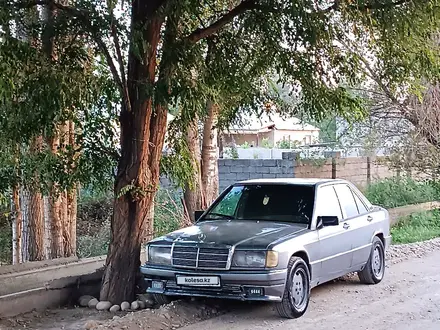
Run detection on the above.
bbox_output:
[232,250,266,268]
[148,246,172,265]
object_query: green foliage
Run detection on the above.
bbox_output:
[77,219,111,258]
[392,210,440,244]
[225,145,239,159]
[154,189,185,237]
[76,188,184,257]
[261,138,272,149]
[364,178,440,209]
[240,141,250,149]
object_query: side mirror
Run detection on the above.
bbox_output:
[194,210,204,221]
[317,216,339,228]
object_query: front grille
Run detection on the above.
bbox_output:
[172,245,230,269]
[166,280,242,293]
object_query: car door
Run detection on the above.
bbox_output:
[314,185,352,283]
[349,185,385,268]
[333,184,370,270]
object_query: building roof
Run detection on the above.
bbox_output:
[237,178,346,186]
[228,112,320,133]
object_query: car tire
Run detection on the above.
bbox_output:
[275,256,311,319]
[152,293,171,305]
[358,236,385,285]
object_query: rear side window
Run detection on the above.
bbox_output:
[352,191,368,214]
[315,186,343,220]
[334,184,359,219]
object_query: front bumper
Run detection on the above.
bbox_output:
[140,265,287,302]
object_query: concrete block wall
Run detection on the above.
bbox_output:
[294,158,334,179]
[218,158,295,193]
[334,157,370,187]
[163,153,396,193]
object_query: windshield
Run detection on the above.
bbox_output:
[203,184,315,225]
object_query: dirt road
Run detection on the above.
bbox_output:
[182,250,440,330]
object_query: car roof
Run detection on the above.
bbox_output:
[237,178,348,186]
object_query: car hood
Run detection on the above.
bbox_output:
[151,220,308,249]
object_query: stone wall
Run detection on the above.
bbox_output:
[218,153,396,192]
[218,157,295,192]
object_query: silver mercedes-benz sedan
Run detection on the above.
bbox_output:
[140,178,391,318]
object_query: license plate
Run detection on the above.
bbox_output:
[176,275,220,287]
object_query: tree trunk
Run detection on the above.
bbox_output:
[28,136,45,261]
[12,185,23,265]
[43,196,51,259]
[20,189,30,262]
[99,8,166,303]
[48,134,64,258]
[201,101,219,205]
[67,121,77,256]
[183,118,206,222]
[29,189,45,261]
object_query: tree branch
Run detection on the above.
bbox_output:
[324,0,409,13]
[110,18,131,113]
[185,0,258,44]
[17,0,125,99]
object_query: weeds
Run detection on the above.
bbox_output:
[76,188,185,258]
[392,210,440,244]
[364,178,440,209]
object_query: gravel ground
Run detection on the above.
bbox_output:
[386,237,440,264]
[2,238,440,330]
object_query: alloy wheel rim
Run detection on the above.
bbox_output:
[290,267,307,310]
[372,245,384,279]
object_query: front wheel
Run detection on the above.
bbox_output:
[275,256,311,319]
[358,236,385,284]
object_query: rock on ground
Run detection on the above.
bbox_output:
[96,301,112,311]
[131,301,139,310]
[87,298,99,309]
[84,320,100,330]
[78,295,95,307]
[120,301,130,311]
[109,305,120,313]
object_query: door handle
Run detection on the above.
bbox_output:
[343,223,350,230]
[367,216,373,222]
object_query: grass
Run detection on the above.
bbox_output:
[392,210,440,244]
[364,177,440,209]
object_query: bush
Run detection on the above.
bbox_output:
[77,219,111,258]
[76,188,184,258]
[364,178,440,209]
[0,220,11,265]
[392,210,440,244]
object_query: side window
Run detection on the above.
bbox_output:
[352,190,368,214]
[316,186,343,220]
[334,184,359,219]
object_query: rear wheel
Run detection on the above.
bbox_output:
[275,256,310,319]
[358,236,385,284]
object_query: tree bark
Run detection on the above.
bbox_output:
[20,189,30,262]
[48,134,64,258]
[12,185,23,265]
[28,136,46,261]
[99,5,166,303]
[201,101,219,205]
[29,189,45,261]
[43,196,51,259]
[68,121,77,256]
[183,118,206,222]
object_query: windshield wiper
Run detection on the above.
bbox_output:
[205,212,235,219]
